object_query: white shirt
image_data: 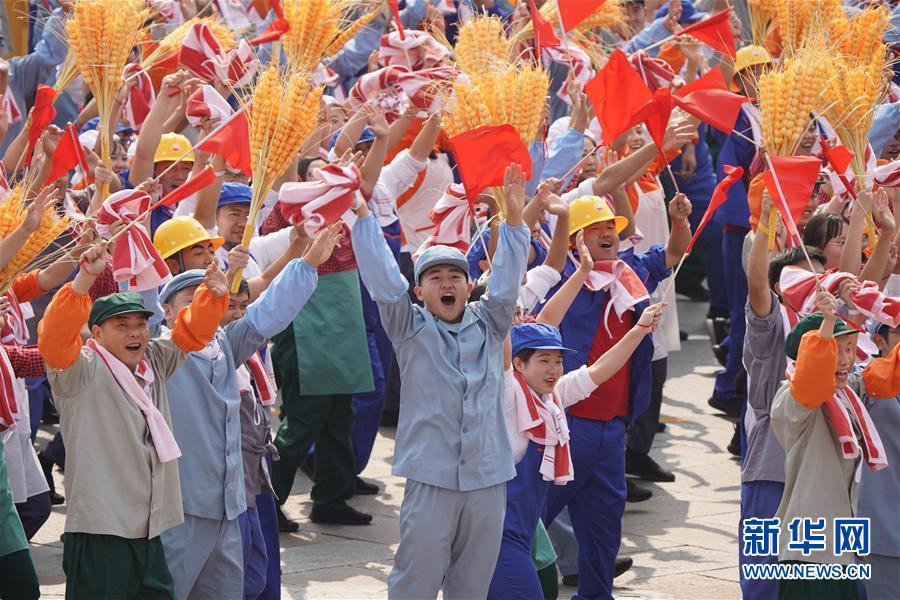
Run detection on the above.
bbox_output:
[518,265,562,314]
[213,225,293,279]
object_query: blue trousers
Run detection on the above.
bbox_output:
[256,491,280,600]
[739,480,784,600]
[686,205,727,316]
[714,228,749,402]
[545,417,627,600]
[488,441,550,600]
[238,506,267,599]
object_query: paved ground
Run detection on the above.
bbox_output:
[31,298,741,599]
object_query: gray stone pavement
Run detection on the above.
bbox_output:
[32,298,741,598]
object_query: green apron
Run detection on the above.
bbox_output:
[0,440,28,558]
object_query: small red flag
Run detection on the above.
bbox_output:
[820,136,854,175]
[585,49,653,145]
[672,69,748,134]
[530,0,560,56]
[686,165,743,252]
[249,17,289,46]
[25,85,59,167]
[44,123,86,186]
[557,0,607,32]
[198,110,252,177]
[157,165,217,207]
[448,124,532,204]
[678,9,737,59]
[388,0,406,40]
[634,87,673,153]
[270,0,284,19]
[762,156,822,233]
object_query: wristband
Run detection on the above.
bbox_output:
[637,322,652,328]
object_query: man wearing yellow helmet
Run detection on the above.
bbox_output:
[153,216,225,276]
[538,192,693,599]
[710,45,773,425]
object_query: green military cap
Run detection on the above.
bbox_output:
[784,312,858,360]
[88,292,154,329]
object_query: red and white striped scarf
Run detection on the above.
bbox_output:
[0,290,29,346]
[512,370,573,485]
[96,190,172,292]
[278,163,362,236]
[246,351,276,406]
[828,386,888,471]
[0,346,21,433]
[2,88,22,127]
[180,22,259,86]
[86,338,181,462]
[824,156,900,201]
[545,46,593,104]
[348,65,457,119]
[122,64,155,132]
[413,183,473,259]
[568,254,649,334]
[378,30,450,70]
[185,84,234,127]
[629,50,676,92]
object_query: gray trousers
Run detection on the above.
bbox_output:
[161,514,243,599]
[388,479,506,599]
[865,554,900,600]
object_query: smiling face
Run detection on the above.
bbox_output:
[579,137,598,180]
[414,264,473,323]
[221,290,251,326]
[797,121,817,154]
[822,222,849,270]
[881,129,900,161]
[91,313,150,371]
[162,286,198,326]
[834,333,859,388]
[165,241,217,275]
[580,220,620,261]
[217,203,251,249]
[154,160,193,194]
[514,349,564,395]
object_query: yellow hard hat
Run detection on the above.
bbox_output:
[153,216,224,259]
[153,133,195,164]
[734,45,773,76]
[568,196,629,237]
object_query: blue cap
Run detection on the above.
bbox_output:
[80,117,134,135]
[655,0,707,22]
[467,229,547,279]
[510,323,576,358]
[327,127,376,150]
[414,245,470,283]
[159,269,206,305]
[218,183,252,207]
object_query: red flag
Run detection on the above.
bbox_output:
[585,49,653,145]
[389,0,406,40]
[634,87,673,153]
[270,0,284,19]
[557,0,607,32]
[44,123,87,186]
[686,165,743,252]
[448,124,532,204]
[678,9,737,58]
[530,0,560,55]
[25,85,59,167]
[820,136,854,175]
[762,156,822,232]
[672,69,748,134]
[157,165,217,207]
[198,110,252,177]
[249,17,289,46]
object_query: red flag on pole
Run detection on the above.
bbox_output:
[448,124,532,204]
[672,69,748,134]
[820,136,854,175]
[634,87,673,153]
[762,155,822,232]
[678,9,737,58]
[585,49,653,145]
[198,110,252,177]
[686,165,743,252]
[530,0,561,56]
[25,85,59,167]
[157,165,217,207]
[44,123,87,186]
[557,0,607,32]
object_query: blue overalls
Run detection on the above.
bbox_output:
[541,247,668,600]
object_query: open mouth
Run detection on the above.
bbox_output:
[125,342,142,352]
[440,293,456,307]
[835,370,849,380]
[600,240,614,249]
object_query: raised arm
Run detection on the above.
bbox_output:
[543,192,571,273]
[537,231,592,328]
[859,190,896,284]
[168,262,230,352]
[841,191,867,276]
[789,290,839,409]
[748,192,774,318]
[665,193,693,269]
[129,72,187,187]
[0,187,58,271]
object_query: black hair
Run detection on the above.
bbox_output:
[468,283,487,302]
[768,246,827,292]
[235,279,250,298]
[513,348,537,363]
[297,156,323,181]
[802,213,849,250]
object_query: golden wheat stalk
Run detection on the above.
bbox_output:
[0,186,70,292]
[140,16,236,69]
[282,0,376,70]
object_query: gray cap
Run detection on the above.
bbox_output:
[159,269,206,305]
[414,245,470,284]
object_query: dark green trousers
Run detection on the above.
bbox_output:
[62,533,174,600]
[778,562,860,600]
[0,549,39,599]
[271,331,356,512]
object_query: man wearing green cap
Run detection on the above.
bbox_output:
[37,243,230,599]
[772,290,900,599]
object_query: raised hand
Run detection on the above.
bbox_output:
[668,193,692,221]
[576,230,593,274]
[836,277,860,312]
[22,187,59,233]
[638,302,667,332]
[503,163,527,227]
[203,261,229,297]
[814,288,838,322]
[303,221,345,268]
[79,241,109,276]
[662,121,694,152]
[226,244,251,275]
[874,189,896,236]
